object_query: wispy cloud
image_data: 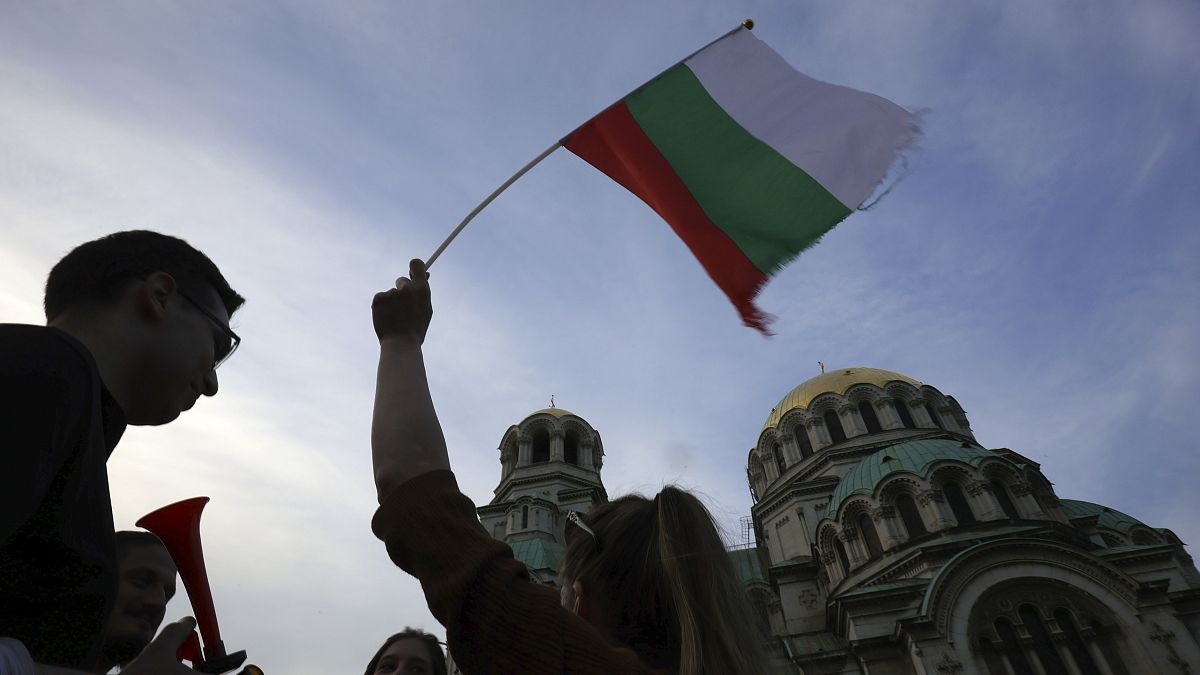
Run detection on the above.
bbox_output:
[2,2,1198,673]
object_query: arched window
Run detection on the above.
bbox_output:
[857,401,882,433]
[521,505,529,529]
[895,494,928,538]
[991,480,1020,519]
[833,537,850,577]
[531,428,550,463]
[893,399,916,428]
[994,618,1035,675]
[943,482,977,525]
[1018,605,1068,675]
[1054,609,1101,673]
[925,402,944,429]
[774,444,787,475]
[857,514,883,558]
[823,410,847,444]
[564,430,579,465]
[794,427,813,459]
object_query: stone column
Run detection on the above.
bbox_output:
[810,419,833,450]
[1053,635,1083,675]
[841,404,867,437]
[1082,638,1116,675]
[1023,645,1049,675]
[910,402,935,428]
[517,437,532,465]
[1039,493,1069,524]
[762,453,779,483]
[996,652,1019,675]
[820,549,842,586]
[966,480,1007,521]
[872,506,903,550]
[580,441,595,469]
[549,430,564,462]
[839,527,867,568]
[779,434,799,464]
[928,404,951,430]
[918,489,955,531]
[878,398,904,430]
[1009,481,1047,519]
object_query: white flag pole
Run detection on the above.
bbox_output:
[424,19,754,269]
[425,140,563,268]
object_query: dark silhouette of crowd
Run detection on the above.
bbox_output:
[1,232,771,674]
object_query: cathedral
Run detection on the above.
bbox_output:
[470,368,1200,674]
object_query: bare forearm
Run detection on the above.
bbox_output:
[372,340,450,501]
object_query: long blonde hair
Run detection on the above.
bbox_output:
[560,487,770,674]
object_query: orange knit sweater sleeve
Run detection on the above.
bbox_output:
[372,470,664,675]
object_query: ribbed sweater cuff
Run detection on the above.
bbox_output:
[371,469,512,625]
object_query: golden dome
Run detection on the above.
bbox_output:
[762,367,923,430]
[525,407,576,420]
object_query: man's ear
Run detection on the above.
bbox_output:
[137,272,178,320]
[572,580,588,619]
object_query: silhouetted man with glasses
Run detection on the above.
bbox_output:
[0,230,243,674]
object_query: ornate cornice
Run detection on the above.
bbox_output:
[491,470,603,504]
[917,489,945,506]
[965,479,992,497]
[754,430,967,509]
[920,538,1142,635]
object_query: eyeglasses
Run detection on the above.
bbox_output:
[178,291,241,370]
[565,510,601,552]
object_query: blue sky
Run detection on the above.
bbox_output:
[2,2,1197,673]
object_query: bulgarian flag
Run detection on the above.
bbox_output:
[563,23,917,333]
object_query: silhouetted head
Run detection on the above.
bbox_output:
[99,531,178,671]
[559,487,769,674]
[45,230,244,425]
[363,629,446,675]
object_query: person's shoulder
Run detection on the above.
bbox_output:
[0,324,95,385]
[0,637,36,675]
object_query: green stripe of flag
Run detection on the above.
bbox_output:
[625,64,852,276]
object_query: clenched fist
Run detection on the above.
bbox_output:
[372,259,432,347]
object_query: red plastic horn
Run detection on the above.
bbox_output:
[137,497,246,673]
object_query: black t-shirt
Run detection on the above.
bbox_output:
[0,324,127,670]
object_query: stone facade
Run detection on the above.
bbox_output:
[743,368,1200,674]
[476,406,608,584]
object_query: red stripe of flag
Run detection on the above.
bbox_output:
[564,103,773,332]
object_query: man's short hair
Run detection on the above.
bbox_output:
[44,230,245,322]
[114,530,175,566]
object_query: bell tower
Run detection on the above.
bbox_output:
[476,406,608,585]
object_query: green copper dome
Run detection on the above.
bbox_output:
[510,538,565,573]
[824,439,1016,520]
[1059,499,1146,534]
